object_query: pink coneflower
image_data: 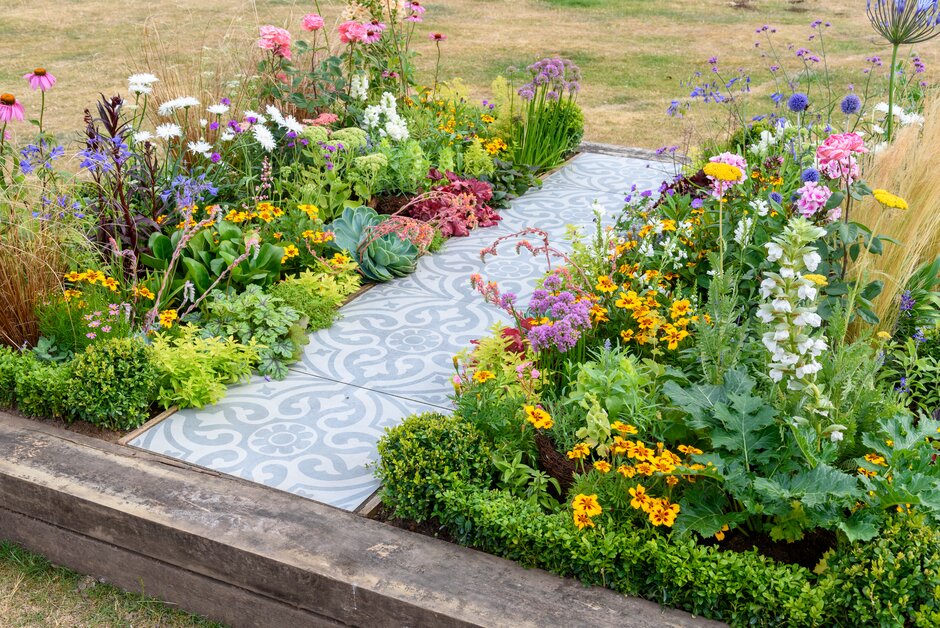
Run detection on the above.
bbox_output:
[301,13,325,31]
[338,20,368,43]
[0,93,25,122]
[258,25,292,60]
[406,1,426,22]
[363,20,386,44]
[23,67,56,91]
[429,32,447,41]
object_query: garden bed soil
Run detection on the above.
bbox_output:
[369,504,459,545]
[709,528,836,570]
[373,193,413,215]
[3,408,123,444]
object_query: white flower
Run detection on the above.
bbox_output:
[794,311,822,328]
[128,73,159,87]
[765,242,784,262]
[350,74,369,101]
[900,111,924,126]
[282,115,304,135]
[129,84,153,95]
[803,251,822,272]
[133,131,154,143]
[252,124,276,152]
[158,96,200,116]
[243,110,267,124]
[769,368,784,383]
[155,123,182,140]
[756,304,775,323]
[207,104,230,115]
[797,283,817,301]
[220,130,235,142]
[265,105,286,126]
[759,277,778,299]
[830,430,844,443]
[199,118,208,128]
[780,266,795,280]
[772,298,792,313]
[188,140,213,155]
[733,216,753,246]
[749,198,769,217]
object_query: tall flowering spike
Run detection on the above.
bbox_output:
[867,0,940,45]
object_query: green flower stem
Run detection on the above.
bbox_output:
[886,42,900,142]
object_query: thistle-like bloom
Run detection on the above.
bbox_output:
[867,0,940,45]
[0,93,25,122]
[23,68,56,91]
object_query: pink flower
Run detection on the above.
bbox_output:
[0,93,25,123]
[816,132,866,183]
[706,151,748,199]
[258,25,292,60]
[796,181,833,219]
[429,32,447,42]
[303,112,339,126]
[338,21,368,44]
[301,13,325,31]
[23,68,56,92]
[406,1,426,21]
[363,21,386,44]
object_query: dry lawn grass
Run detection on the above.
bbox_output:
[3,0,939,148]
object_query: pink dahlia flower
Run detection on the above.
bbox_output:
[258,25,292,60]
[0,93,25,123]
[816,132,866,184]
[796,181,833,219]
[301,14,325,31]
[338,21,368,44]
[23,68,56,91]
[707,151,748,199]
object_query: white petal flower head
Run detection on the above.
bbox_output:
[759,277,778,299]
[749,198,770,217]
[768,368,785,383]
[765,242,784,262]
[772,298,792,313]
[128,73,159,87]
[265,105,286,126]
[797,283,817,301]
[133,131,154,143]
[780,266,795,279]
[158,96,200,116]
[220,130,235,142]
[199,118,208,128]
[188,140,213,156]
[830,430,844,443]
[803,251,822,272]
[207,104,230,115]
[756,304,775,323]
[129,83,153,95]
[155,123,182,140]
[252,124,276,152]
[283,115,304,135]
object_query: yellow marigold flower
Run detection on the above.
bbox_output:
[629,484,652,512]
[858,467,878,478]
[610,421,639,435]
[297,204,319,219]
[281,244,300,263]
[665,475,679,486]
[620,329,634,343]
[678,444,703,456]
[572,493,602,517]
[63,289,82,302]
[872,189,908,210]
[670,299,691,320]
[304,230,335,244]
[648,499,680,527]
[662,325,689,350]
[589,304,609,323]
[272,232,283,240]
[330,252,352,267]
[703,161,743,182]
[567,443,591,460]
[864,452,888,467]
[159,309,178,329]
[653,457,676,474]
[595,275,617,294]
[102,277,119,292]
[615,291,641,310]
[886,439,894,447]
[804,273,829,287]
[594,460,612,474]
[524,405,553,430]
[636,462,655,476]
[64,271,82,282]
[876,331,892,341]
[133,286,155,300]
[480,114,495,124]
[473,370,495,383]
[617,464,636,478]
[573,511,595,530]
[715,524,729,541]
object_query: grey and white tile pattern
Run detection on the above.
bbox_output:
[130,151,670,512]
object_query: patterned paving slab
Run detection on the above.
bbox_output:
[130,152,671,511]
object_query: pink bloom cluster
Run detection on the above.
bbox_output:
[302,14,325,31]
[796,181,834,220]
[258,25,292,60]
[405,1,426,22]
[338,21,367,43]
[707,151,748,199]
[816,132,866,184]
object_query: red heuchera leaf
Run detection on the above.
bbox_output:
[407,172,501,237]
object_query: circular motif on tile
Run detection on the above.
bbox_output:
[484,258,537,279]
[247,423,317,456]
[386,328,444,353]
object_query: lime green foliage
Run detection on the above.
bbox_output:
[270,260,361,331]
[199,285,307,380]
[375,412,492,522]
[300,125,330,144]
[15,355,72,419]
[375,138,430,195]
[462,138,496,178]
[818,515,940,626]
[151,326,258,409]
[0,346,20,407]
[67,338,156,430]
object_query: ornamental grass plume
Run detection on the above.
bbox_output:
[866,0,940,139]
[851,96,940,331]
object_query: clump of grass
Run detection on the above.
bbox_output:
[851,98,940,330]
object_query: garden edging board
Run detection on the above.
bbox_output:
[0,411,721,627]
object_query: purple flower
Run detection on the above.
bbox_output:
[787,92,809,113]
[913,328,927,343]
[801,168,821,183]
[769,191,783,204]
[691,198,704,209]
[840,94,862,115]
[210,152,222,163]
[899,290,915,315]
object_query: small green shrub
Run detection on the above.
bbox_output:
[67,337,156,430]
[270,260,361,332]
[819,515,940,626]
[14,355,72,418]
[375,412,493,522]
[151,326,258,409]
[0,346,22,407]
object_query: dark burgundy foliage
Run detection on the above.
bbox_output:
[407,171,501,237]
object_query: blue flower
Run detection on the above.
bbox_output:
[787,92,809,113]
[841,94,862,115]
[768,191,783,204]
[801,168,821,183]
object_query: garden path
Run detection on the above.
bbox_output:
[129,153,672,511]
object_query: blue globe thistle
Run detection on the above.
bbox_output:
[801,168,821,183]
[768,191,783,204]
[787,92,809,113]
[841,94,862,115]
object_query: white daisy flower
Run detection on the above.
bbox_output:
[158,96,200,116]
[207,104,230,115]
[128,73,159,86]
[155,123,182,140]
[252,124,276,152]
[133,131,154,143]
[188,140,213,156]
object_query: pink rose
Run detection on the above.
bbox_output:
[302,14,325,31]
[816,132,866,183]
[338,21,368,44]
[796,181,833,219]
[258,25,292,60]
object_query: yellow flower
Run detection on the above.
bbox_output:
[620,329,634,343]
[629,484,651,511]
[660,219,677,232]
[876,331,892,341]
[567,443,590,460]
[480,114,495,124]
[715,524,729,541]
[703,162,743,182]
[330,252,352,267]
[636,462,655,476]
[617,464,636,478]
[670,299,691,320]
[858,467,878,478]
[133,286,155,300]
[872,189,908,210]
[572,493,602,517]
[610,421,638,435]
[63,288,82,302]
[280,244,300,263]
[304,230,335,244]
[648,499,680,527]
[678,444,703,456]
[159,309,178,329]
[804,274,829,287]
[473,370,495,383]
[524,405,553,430]
[665,475,679,486]
[595,275,617,294]
[661,325,689,350]
[594,460,612,474]
[864,452,888,467]
[297,204,319,219]
[573,511,595,530]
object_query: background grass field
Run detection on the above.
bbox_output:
[2,0,935,148]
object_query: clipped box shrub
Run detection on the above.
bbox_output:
[14,356,72,419]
